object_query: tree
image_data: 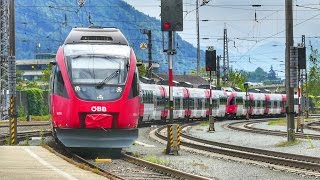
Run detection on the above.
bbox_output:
[137,61,147,77]
[247,67,268,82]
[305,47,320,108]
[225,69,249,90]
[41,64,52,83]
[267,65,277,80]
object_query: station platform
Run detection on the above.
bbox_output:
[0,146,105,180]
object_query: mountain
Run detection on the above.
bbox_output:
[15,0,205,74]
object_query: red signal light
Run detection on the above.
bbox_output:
[163,22,171,30]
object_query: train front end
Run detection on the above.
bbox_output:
[50,27,139,148]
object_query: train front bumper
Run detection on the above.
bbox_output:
[55,128,138,148]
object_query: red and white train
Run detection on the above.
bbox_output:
[139,83,298,123]
[50,27,140,149]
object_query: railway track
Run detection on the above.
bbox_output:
[227,119,320,140]
[48,137,210,180]
[0,121,50,127]
[155,123,320,176]
[305,121,320,132]
[0,130,52,145]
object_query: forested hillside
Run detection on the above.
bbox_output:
[15,0,204,74]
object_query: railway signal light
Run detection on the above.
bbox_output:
[205,49,216,71]
[298,47,306,69]
[161,0,183,31]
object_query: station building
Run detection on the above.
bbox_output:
[16,53,55,81]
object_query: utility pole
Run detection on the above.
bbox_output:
[285,0,295,142]
[223,25,229,85]
[301,35,306,117]
[8,0,16,145]
[141,29,152,79]
[217,55,220,88]
[196,0,200,76]
[299,35,305,117]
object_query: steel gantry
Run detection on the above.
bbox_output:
[0,0,10,121]
[1,0,16,145]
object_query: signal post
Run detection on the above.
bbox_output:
[161,0,183,155]
[205,47,216,132]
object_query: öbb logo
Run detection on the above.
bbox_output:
[91,106,107,112]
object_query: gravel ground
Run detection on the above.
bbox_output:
[125,126,316,180]
[254,121,320,135]
[188,120,320,157]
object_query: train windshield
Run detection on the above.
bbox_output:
[64,44,130,101]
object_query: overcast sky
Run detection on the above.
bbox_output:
[124,0,320,76]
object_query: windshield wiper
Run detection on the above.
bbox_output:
[96,69,120,89]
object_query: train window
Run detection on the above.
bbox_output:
[220,97,227,105]
[52,65,68,98]
[230,97,235,105]
[197,99,202,110]
[174,98,180,110]
[164,97,169,109]
[212,99,218,109]
[141,90,145,103]
[267,101,271,108]
[129,69,139,99]
[183,98,188,109]
[205,98,209,109]
[245,100,249,108]
[195,99,199,110]
[189,99,194,109]
[236,97,243,105]
[156,96,162,108]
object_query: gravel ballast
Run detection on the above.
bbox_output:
[125,124,317,180]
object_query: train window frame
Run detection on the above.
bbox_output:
[230,97,236,105]
[212,99,218,109]
[189,99,195,109]
[129,68,139,99]
[52,65,69,98]
[236,97,243,105]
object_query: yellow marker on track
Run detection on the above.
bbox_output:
[95,158,112,163]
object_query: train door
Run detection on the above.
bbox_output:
[217,91,227,118]
[157,85,168,121]
[173,87,184,119]
[235,93,246,117]
[183,88,190,120]
[264,95,270,115]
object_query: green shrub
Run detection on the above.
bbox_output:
[25,88,46,116]
[18,105,27,117]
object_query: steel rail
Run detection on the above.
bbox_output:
[155,124,320,173]
[49,137,124,180]
[227,120,320,140]
[0,130,51,145]
[0,121,50,127]
[122,153,211,180]
[305,121,320,132]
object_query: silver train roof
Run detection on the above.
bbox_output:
[64,27,129,46]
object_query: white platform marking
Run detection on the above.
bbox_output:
[134,141,155,147]
[24,147,78,180]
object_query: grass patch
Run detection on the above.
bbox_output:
[275,139,302,147]
[142,155,169,166]
[24,134,30,146]
[17,115,50,121]
[306,135,315,149]
[200,121,209,126]
[267,119,287,126]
